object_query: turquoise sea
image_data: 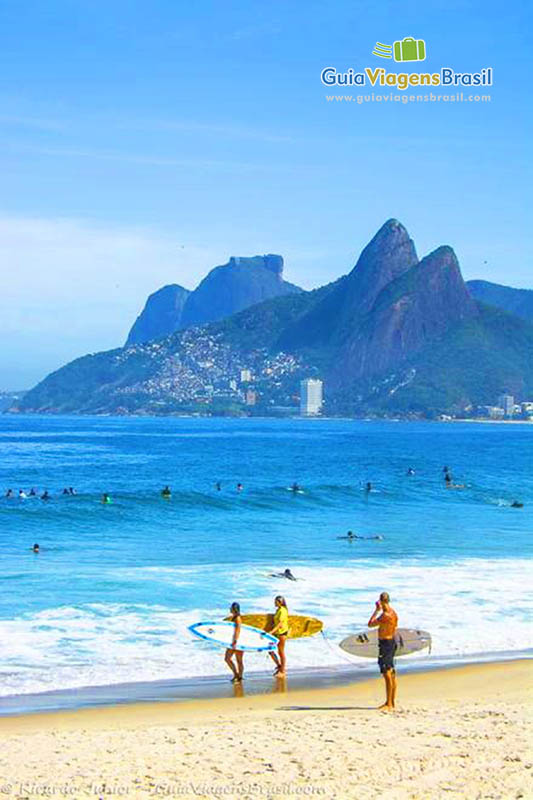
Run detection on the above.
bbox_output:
[0,416,531,712]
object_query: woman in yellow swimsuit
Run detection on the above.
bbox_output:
[269,595,289,677]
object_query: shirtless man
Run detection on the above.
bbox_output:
[368,591,398,711]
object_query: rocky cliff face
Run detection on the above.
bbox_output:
[180,254,300,329]
[16,221,533,417]
[278,219,418,349]
[126,284,190,346]
[329,245,479,386]
[125,254,300,345]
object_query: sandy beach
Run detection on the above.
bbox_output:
[0,660,531,800]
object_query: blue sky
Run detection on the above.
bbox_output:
[1,0,531,387]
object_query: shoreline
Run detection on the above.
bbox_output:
[0,653,530,723]
[0,661,530,800]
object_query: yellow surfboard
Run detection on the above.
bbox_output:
[224,614,323,639]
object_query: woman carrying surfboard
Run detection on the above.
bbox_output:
[269,596,289,677]
[224,602,244,682]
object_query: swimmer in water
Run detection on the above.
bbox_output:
[215,482,221,491]
[31,543,40,553]
[41,490,50,501]
[161,485,171,498]
[406,468,415,476]
[62,488,69,495]
[511,500,524,508]
[237,483,243,492]
[69,487,76,495]
[102,493,112,504]
[19,489,27,499]
[5,489,13,498]
[347,530,356,540]
[29,488,36,497]
[365,482,372,493]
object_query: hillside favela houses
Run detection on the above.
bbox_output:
[9,220,533,420]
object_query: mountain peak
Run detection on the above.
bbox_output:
[349,219,418,297]
[228,254,284,278]
[180,254,300,328]
[126,284,190,346]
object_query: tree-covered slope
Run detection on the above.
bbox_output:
[467,280,533,323]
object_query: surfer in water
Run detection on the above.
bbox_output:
[215,482,221,491]
[368,591,398,712]
[224,602,244,683]
[270,568,297,581]
[269,596,289,677]
[340,532,383,541]
[406,467,415,476]
[31,543,40,553]
[290,482,301,493]
[511,500,524,508]
[236,483,243,492]
[161,485,171,498]
[101,493,112,504]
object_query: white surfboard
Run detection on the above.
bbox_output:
[189,621,278,652]
[340,627,431,658]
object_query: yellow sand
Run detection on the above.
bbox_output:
[0,660,531,800]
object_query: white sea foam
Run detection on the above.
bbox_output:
[0,558,531,697]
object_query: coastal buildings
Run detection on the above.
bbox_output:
[300,378,323,416]
[498,394,515,418]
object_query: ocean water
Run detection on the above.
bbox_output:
[0,415,531,706]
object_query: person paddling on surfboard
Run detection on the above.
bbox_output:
[269,596,289,677]
[368,591,398,712]
[224,602,244,683]
[269,568,297,581]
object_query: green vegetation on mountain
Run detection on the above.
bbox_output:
[14,221,533,418]
[467,280,533,323]
[125,254,301,346]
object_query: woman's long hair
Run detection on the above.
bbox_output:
[230,601,241,618]
[275,595,287,608]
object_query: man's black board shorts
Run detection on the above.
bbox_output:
[378,637,397,673]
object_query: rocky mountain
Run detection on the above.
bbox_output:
[125,254,301,345]
[278,219,418,350]
[327,245,478,389]
[126,284,190,346]
[14,220,533,417]
[467,280,533,323]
